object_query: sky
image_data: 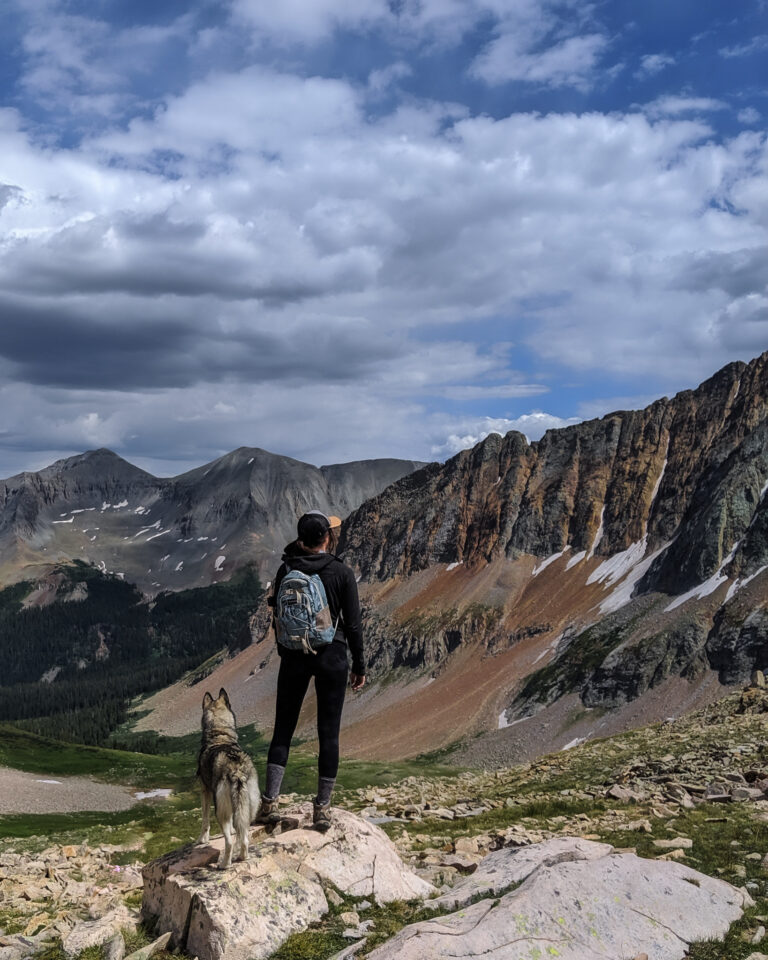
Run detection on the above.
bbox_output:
[0,0,766,477]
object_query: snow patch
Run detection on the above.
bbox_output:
[446,561,463,572]
[598,540,671,615]
[134,520,161,538]
[101,502,111,511]
[665,540,741,612]
[561,737,586,751]
[248,458,254,464]
[588,506,605,558]
[134,788,172,800]
[214,556,226,571]
[197,536,209,541]
[52,516,74,524]
[175,561,184,572]
[160,554,170,562]
[112,500,128,509]
[498,714,529,730]
[723,564,768,604]
[565,549,587,570]
[134,506,148,515]
[533,634,562,665]
[36,779,62,785]
[587,539,648,587]
[532,547,570,576]
[146,529,170,542]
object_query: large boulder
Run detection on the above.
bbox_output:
[367,838,752,960]
[141,805,434,960]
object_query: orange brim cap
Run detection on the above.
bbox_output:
[327,515,342,529]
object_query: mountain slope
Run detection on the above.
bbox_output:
[0,447,425,593]
[325,351,768,759]
[130,352,768,760]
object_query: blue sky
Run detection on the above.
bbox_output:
[0,0,766,476]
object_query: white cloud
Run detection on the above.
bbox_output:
[738,107,761,125]
[230,0,387,44]
[472,30,607,88]
[719,35,768,58]
[643,95,727,117]
[635,53,675,78]
[431,411,582,457]
[0,45,767,472]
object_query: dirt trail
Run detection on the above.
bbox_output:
[0,766,138,814]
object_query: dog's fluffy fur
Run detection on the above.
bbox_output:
[197,688,261,868]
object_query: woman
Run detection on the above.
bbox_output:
[261,510,365,831]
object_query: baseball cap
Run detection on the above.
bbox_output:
[297,510,342,541]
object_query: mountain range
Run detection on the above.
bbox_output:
[0,448,425,593]
[131,350,768,764]
[1,352,767,764]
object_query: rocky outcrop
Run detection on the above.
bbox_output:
[0,447,424,593]
[581,616,710,708]
[341,352,768,598]
[362,602,505,679]
[367,838,751,960]
[0,842,143,960]
[141,806,434,960]
[707,605,768,684]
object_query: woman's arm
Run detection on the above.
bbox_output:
[341,566,366,679]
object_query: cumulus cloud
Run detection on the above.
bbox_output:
[431,411,582,457]
[635,53,675,78]
[0,3,767,476]
[643,95,727,117]
[739,107,761,125]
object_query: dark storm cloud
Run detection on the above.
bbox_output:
[0,294,401,390]
[0,211,373,304]
[675,247,768,298]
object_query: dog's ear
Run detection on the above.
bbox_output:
[218,687,231,708]
[202,691,214,707]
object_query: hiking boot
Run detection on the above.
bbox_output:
[255,796,281,825]
[312,801,332,833]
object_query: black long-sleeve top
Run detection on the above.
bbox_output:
[269,540,366,675]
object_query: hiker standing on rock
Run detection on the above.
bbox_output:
[260,510,366,831]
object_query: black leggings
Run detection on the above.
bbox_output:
[267,642,349,779]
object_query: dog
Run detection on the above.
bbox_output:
[197,688,261,868]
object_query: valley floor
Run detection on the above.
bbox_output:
[0,766,138,814]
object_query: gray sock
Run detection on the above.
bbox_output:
[264,763,286,801]
[315,776,335,808]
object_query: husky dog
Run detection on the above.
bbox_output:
[198,688,261,868]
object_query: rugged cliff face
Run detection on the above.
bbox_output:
[342,355,768,596]
[0,447,424,593]
[326,352,768,758]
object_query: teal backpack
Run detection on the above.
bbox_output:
[274,567,338,654]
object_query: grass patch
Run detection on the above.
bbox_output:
[0,725,196,790]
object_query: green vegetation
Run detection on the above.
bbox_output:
[269,889,450,960]
[0,721,459,862]
[400,602,504,638]
[0,724,195,788]
[516,620,633,706]
[0,562,262,745]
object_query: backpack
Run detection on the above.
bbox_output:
[274,566,338,654]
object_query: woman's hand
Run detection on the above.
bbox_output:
[350,673,366,691]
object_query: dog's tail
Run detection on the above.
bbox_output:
[230,770,254,843]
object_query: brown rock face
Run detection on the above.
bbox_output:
[341,352,768,598]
